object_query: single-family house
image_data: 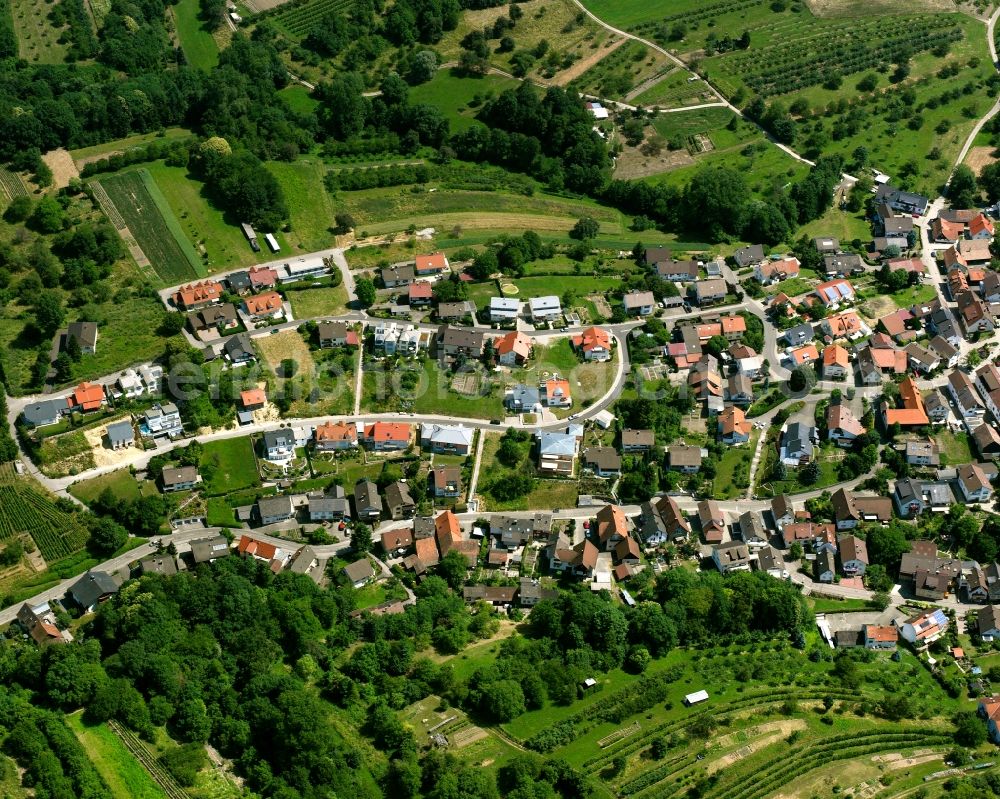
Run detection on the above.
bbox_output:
[344,558,376,589]
[384,481,416,520]
[248,265,279,290]
[21,398,66,428]
[719,405,751,445]
[105,420,134,451]
[362,422,411,451]
[814,549,836,582]
[957,463,994,503]
[67,381,106,413]
[223,333,256,364]
[528,296,562,322]
[408,281,433,306]
[838,535,868,577]
[754,256,800,285]
[693,278,728,306]
[656,259,698,281]
[698,499,726,544]
[712,541,752,574]
[174,281,222,310]
[439,325,485,359]
[780,422,815,466]
[622,429,655,453]
[431,466,463,498]
[495,331,533,366]
[354,479,383,522]
[314,421,357,450]
[67,321,98,354]
[814,279,856,308]
[381,265,416,288]
[623,290,656,316]
[905,439,940,467]
[898,608,949,645]
[536,430,578,475]
[733,244,765,268]
[827,402,866,447]
[415,252,449,275]
[864,625,898,650]
[667,444,702,473]
[505,383,541,412]
[639,495,690,544]
[572,326,612,362]
[822,344,850,379]
[489,297,521,322]
[831,488,893,531]
[420,423,473,455]
[261,429,295,461]
[256,495,295,525]
[68,571,120,613]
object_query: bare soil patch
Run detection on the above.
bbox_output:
[84,421,139,469]
[42,148,79,189]
[255,330,315,375]
[708,720,806,774]
[874,751,942,771]
[966,145,999,175]
[614,141,694,180]
[242,0,291,10]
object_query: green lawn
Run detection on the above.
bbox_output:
[890,283,937,310]
[764,276,813,298]
[286,284,350,318]
[267,159,338,252]
[172,0,219,70]
[509,275,621,298]
[66,713,166,799]
[205,497,239,527]
[796,205,873,245]
[200,438,261,496]
[69,469,142,505]
[408,69,521,132]
[281,85,319,115]
[711,428,758,500]
[69,128,193,163]
[935,429,973,465]
[10,0,71,64]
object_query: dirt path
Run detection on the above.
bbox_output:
[550,36,626,86]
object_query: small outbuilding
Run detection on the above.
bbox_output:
[684,690,709,706]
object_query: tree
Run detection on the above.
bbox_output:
[948,164,979,209]
[32,291,64,336]
[789,542,803,560]
[28,196,65,233]
[953,710,987,747]
[863,563,893,592]
[481,680,525,722]
[469,249,498,280]
[350,523,372,555]
[798,461,820,486]
[866,523,910,573]
[88,517,127,556]
[333,213,355,234]
[870,591,891,611]
[436,550,469,591]
[355,277,377,308]
[159,312,186,336]
[979,160,1000,203]
[650,736,669,760]
[569,216,600,240]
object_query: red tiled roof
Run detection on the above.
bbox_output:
[244,291,283,315]
[315,421,356,443]
[240,388,266,408]
[571,326,611,353]
[364,422,410,442]
[71,381,105,411]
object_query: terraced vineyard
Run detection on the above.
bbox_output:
[0,165,27,203]
[0,463,89,560]
[272,0,355,38]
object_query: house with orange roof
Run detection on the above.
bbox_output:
[754,256,800,285]
[408,281,433,306]
[822,344,849,379]
[248,265,279,289]
[541,378,572,408]
[237,534,291,573]
[969,212,995,240]
[174,280,222,310]
[863,625,898,650]
[571,326,612,362]
[314,421,357,451]
[821,310,868,341]
[594,504,629,548]
[881,376,928,427]
[827,402,866,447]
[788,343,819,367]
[415,252,449,275]
[495,331,533,366]
[435,510,478,565]
[68,381,106,413]
[814,279,855,307]
[770,292,800,317]
[718,405,751,445]
[362,422,411,451]
[931,216,965,243]
[242,290,285,320]
[240,388,266,410]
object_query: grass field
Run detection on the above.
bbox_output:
[140,162,288,275]
[711,428,758,500]
[66,713,166,799]
[570,39,671,102]
[69,469,142,505]
[172,0,219,70]
[280,85,319,115]
[408,70,522,132]
[200,438,261,495]
[99,169,204,284]
[70,128,193,165]
[286,284,350,318]
[10,0,70,63]
[267,159,338,252]
[935,429,973,464]
[631,68,717,108]
[341,187,628,237]
[35,430,97,478]
[796,204,873,244]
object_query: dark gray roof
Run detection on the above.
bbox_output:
[106,420,134,445]
[139,555,177,576]
[224,333,255,360]
[162,465,198,487]
[69,571,119,609]
[257,494,294,519]
[67,321,98,348]
[22,398,66,426]
[733,244,764,267]
[354,479,381,512]
[227,271,251,290]
[385,481,415,508]
[344,558,376,583]
[189,535,231,563]
[262,429,294,449]
[783,323,814,345]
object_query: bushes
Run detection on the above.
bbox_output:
[325,163,431,191]
[0,0,15,59]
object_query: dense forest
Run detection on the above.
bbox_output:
[0,555,810,799]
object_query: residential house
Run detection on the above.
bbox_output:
[948,370,987,427]
[864,626,898,650]
[640,495,690,544]
[613,536,641,567]
[15,604,71,646]
[754,256,800,285]
[68,571,120,613]
[505,383,541,412]
[623,290,656,316]
[831,488,893,531]
[240,388,266,412]
[905,343,940,375]
[384,481,416,520]
[738,511,767,546]
[189,303,239,334]
[381,528,414,556]
[362,422,411,451]
[984,271,1000,303]
[823,253,864,277]
[924,390,949,423]
[771,495,797,534]
[693,278,728,306]
[905,439,940,467]
[712,541,752,573]
[314,421,358,451]
[979,695,1000,743]
[822,345,850,379]
[536,430,578,475]
[594,504,630,549]
[242,291,285,321]
[67,381,105,413]
[489,297,521,322]
[549,535,599,578]
[622,428,654,453]
[719,405,751,445]
[755,545,784,577]
[541,378,572,408]
[733,244,765,268]
[783,323,815,348]
[431,467,462,498]
[226,270,251,294]
[439,326,485,359]
[838,535,869,577]
[174,281,222,310]
[354,480,383,522]
[827,402,866,447]
[261,429,295,461]
[879,309,916,344]
[957,290,995,335]
[974,423,1000,458]
[248,265,278,290]
[780,423,815,466]
[583,447,622,478]
[408,282,433,306]
[161,466,199,493]
[381,265,415,287]
[823,311,869,341]
[344,559,376,589]
[957,463,994,502]
[876,185,929,216]
[667,444,702,473]
[308,490,350,521]
[572,326,612,362]
[814,279,855,308]
[67,321,98,354]
[21,398,66,428]
[437,300,476,321]
[814,549,836,582]
[317,322,358,349]
[980,606,1000,642]
[435,510,478,566]
[898,608,949,645]
[881,376,929,427]
[788,343,819,368]
[420,423,473,455]
[814,236,840,254]
[698,500,726,544]
[528,296,562,322]
[415,252,449,275]
[725,374,754,406]
[928,336,960,369]
[140,555,178,577]
[223,333,256,364]
[256,495,295,525]
[656,259,698,281]
[143,403,182,438]
[689,355,723,413]
[495,331,533,366]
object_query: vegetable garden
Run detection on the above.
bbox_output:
[0,464,89,560]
